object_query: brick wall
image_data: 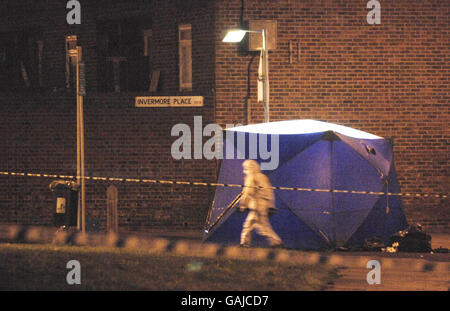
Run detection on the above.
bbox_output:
[0,0,217,231]
[214,0,449,232]
[0,0,448,233]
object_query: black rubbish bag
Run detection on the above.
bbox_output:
[388,223,432,253]
[362,237,385,252]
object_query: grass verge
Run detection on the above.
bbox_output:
[0,243,337,290]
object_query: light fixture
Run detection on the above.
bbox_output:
[222,29,248,43]
[222,28,270,122]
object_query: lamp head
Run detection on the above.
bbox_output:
[222,29,247,43]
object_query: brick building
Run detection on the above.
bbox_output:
[0,0,448,233]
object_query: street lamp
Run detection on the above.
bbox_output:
[222,28,270,123]
[66,36,86,233]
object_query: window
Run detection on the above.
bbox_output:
[178,24,192,92]
[0,29,43,92]
[97,17,152,92]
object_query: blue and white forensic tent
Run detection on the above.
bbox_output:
[203,120,408,250]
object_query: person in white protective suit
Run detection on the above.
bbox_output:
[239,160,283,248]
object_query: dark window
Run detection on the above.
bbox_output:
[97,17,152,92]
[178,24,192,91]
[0,29,43,92]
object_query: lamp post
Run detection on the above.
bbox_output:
[223,28,270,122]
[68,44,86,233]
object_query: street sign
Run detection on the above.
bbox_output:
[135,96,203,107]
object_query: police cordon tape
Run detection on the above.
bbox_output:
[0,170,448,199]
[0,224,448,273]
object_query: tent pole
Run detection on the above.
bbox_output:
[385,178,390,214]
[76,51,81,230]
[204,196,215,233]
[206,192,243,233]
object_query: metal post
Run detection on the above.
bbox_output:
[262,29,269,123]
[78,46,86,234]
[75,50,81,230]
[74,46,86,233]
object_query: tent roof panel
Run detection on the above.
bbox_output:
[227,119,382,139]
